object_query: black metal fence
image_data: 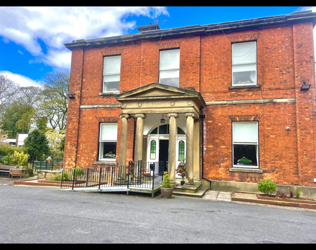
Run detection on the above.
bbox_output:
[60,160,165,191]
[30,156,63,171]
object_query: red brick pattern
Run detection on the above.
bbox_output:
[64,22,316,187]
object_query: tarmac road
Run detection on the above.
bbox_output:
[1,185,316,243]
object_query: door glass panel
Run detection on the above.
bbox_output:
[178,140,185,161]
[150,140,156,160]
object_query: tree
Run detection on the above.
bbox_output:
[0,101,34,138]
[0,75,19,114]
[0,85,42,138]
[37,72,69,131]
[23,129,50,160]
[45,128,65,158]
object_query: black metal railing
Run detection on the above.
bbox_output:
[30,156,63,171]
[60,160,165,191]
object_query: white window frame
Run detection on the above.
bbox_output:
[232,121,259,169]
[232,41,257,86]
[159,48,180,87]
[99,123,118,161]
[103,55,121,93]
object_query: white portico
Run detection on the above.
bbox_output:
[115,83,206,186]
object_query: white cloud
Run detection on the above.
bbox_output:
[18,50,23,55]
[0,7,169,70]
[0,71,42,87]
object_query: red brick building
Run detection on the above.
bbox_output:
[64,10,316,192]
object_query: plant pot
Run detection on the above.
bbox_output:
[181,180,185,185]
[161,188,173,198]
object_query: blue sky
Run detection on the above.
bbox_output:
[0,6,313,87]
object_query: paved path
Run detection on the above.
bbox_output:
[202,190,232,202]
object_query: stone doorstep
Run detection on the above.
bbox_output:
[173,187,209,198]
[173,183,202,193]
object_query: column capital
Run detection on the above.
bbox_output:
[167,113,179,118]
[185,113,196,119]
[134,114,146,119]
[119,114,130,119]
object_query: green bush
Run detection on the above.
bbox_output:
[22,166,34,178]
[0,143,24,156]
[2,151,29,166]
[295,187,301,199]
[257,180,276,196]
[71,167,84,178]
[52,171,70,181]
[162,172,172,188]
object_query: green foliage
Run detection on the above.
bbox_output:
[176,159,186,179]
[71,167,84,178]
[162,171,172,188]
[296,187,301,199]
[238,157,252,164]
[0,143,24,156]
[257,179,276,196]
[52,171,70,181]
[59,136,65,152]
[0,101,34,137]
[2,151,29,166]
[36,116,48,133]
[23,129,50,159]
[22,166,33,178]
[127,159,134,176]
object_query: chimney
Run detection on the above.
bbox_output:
[137,23,161,33]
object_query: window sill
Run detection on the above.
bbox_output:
[229,85,261,90]
[99,92,120,96]
[229,167,263,174]
[94,161,117,165]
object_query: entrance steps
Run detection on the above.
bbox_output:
[172,182,209,198]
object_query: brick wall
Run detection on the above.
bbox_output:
[64,22,316,186]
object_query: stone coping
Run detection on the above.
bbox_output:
[229,168,263,174]
[99,92,120,96]
[94,161,117,165]
[229,85,261,89]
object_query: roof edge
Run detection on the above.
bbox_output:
[64,10,316,50]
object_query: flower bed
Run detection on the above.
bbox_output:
[232,191,316,210]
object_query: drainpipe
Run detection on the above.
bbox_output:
[199,113,212,185]
[132,118,136,161]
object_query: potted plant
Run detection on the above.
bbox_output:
[237,157,252,165]
[104,151,116,158]
[176,159,186,185]
[127,159,135,181]
[161,171,173,198]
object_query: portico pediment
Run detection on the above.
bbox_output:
[116,83,206,112]
[115,83,206,116]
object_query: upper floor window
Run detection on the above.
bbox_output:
[103,55,121,92]
[232,41,257,86]
[159,49,180,88]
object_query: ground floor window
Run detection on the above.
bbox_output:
[99,123,117,160]
[232,121,258,168]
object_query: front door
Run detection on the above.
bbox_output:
[159,140,169,172]
[147,127,186,178]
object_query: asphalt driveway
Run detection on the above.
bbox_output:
[1,184,316,243]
